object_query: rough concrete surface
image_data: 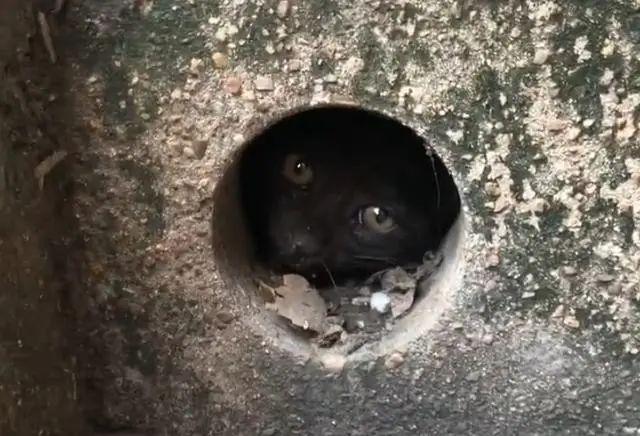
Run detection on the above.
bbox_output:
[2,0,640,434]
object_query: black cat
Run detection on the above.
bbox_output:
[239,106,460,286]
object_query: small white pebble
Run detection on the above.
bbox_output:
[600,69,615,86]
[370,292,391,314]
[320,354,346,372]
[324,74,337,83]
[255,75,274,91]
[567,127,581,140]
[385,351,405,369]
[532,48,551,65]
[276,0,289,18]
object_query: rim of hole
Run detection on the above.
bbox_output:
[210,103,466,367]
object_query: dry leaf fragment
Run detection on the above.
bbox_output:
[390,287,415,318]
[266,274,326,332]
[380,267,416,291]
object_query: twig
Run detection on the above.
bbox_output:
[37,11,57,63]
[34,149,68,190]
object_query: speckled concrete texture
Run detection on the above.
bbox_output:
[57,0,640,434]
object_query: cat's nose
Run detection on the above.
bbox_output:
[286,230,320,258]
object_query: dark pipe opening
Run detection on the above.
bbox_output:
[237,105,461,289]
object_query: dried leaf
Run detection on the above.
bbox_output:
[266,274,326,332]
[390,287,415,318]
[380,267,416,291]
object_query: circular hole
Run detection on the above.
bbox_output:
[211,104,464,361]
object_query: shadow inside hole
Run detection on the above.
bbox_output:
[237,104,461,294]
[212,105,461,353]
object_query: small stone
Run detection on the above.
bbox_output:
[276,0,289,18]
[561,266,577,276]
[324,74,337,83]
[600,69,615,86]
[242,90,256,101]
[321,354,346,372]
[567,127,581,140]
[170,88,182,100]
[192,139,208,159]
[232,133,245,145]
[465,370,481,382]
[530,198,546,214]
[547,119,565,131]
[563,314,580,329]
[288,59,302,72]
[212,52,229,69]
[255,75,274,91]
[351,296,371,306]
[370,292,391,313]
[617,123,637,141]
[582,119,595,128]
[481,334,494,345]
[522,291,536,299]
[596,274,615,283]
[601,40,615,57]
[216,311,235,324]
[551,305,564,319]
[510,27,521,38]
[385,351,405,370]
[493,196,509,213]
[255,101,271,113]
[533,48,551,65]
[215,27,227,42]
[487,254,500,267]
[183,147,196,158]
[224,76,242,95]
[189,57,204,75]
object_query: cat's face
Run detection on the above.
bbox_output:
[241,131,442,285]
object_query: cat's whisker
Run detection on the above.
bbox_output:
[426,144,441,210]
[352,255,394,262]
[351,255,397,267]
[321,261,337,289]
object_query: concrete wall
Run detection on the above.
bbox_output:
[1,0,639,434]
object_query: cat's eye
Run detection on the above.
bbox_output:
[282,153,313,185]
[359,206,396,234]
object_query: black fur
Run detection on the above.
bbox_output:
[239,106,460,286]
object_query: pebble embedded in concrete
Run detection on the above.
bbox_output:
[385,351,406,370]
[255,75,274,91]
[212,52,229,69]
[532,48,551,64]
[224,76,242,95]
